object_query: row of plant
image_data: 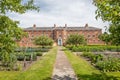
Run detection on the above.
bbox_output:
[15,46,52,52]
[16,52,42,61]
[81,52,120,72]
[66,45,120,52]
[0,52,43,70]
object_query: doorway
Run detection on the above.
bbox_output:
[58,38,62,46]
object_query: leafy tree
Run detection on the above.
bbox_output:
[93,0,120,45]
[99,32,111,45]
[0,0,39,70]
[66,34,86,46]
[109,24,120,45]
[34,36,54,48]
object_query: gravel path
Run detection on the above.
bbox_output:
[52,47,77,80]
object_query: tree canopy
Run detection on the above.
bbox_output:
[93,0,120,24]
[34,36,54,47]
[66,34,86,46]
[0,0,39,70]
[98,32,111,45]
[93,0,120,45]
[0,0,39,14]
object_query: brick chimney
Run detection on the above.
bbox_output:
[33,24,36,28]
[65,24,67,27]
[54,24,56,28]
[85,23,88,28]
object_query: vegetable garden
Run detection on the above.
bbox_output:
[0,46,52,71]
[66,45,120,72]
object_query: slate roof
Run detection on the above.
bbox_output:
[23,26,101,31]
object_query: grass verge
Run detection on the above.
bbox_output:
[0,47,57,80]
[64,49,120,80]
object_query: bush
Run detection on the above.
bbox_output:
[96,57,120,72]
[32,53,37,61]
[82,52,104,64]
[16,52,25,61]
[36,52,42,56]
[16,52,37,61]
[39,48,49,52]
[25,52,37,61]
[65,34,86,46]
[66,45,120,52]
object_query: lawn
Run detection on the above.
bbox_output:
[0,47,57,80]
[64,49,120,80]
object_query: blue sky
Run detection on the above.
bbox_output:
[7,0,108,32]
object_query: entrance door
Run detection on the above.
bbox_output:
[58,38,62,46]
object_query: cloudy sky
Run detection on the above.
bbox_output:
[7,0,108,32]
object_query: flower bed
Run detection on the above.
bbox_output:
[80,52,120,72]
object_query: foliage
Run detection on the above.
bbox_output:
[109,24,120,45]
[0,0,39,70]
[65,34,86,46]
[93,0,120,24]
[66,45,120,52]
[81,52,120,72]
[93,0,120,45]
[0,0,39,14]
[0,47,57,80]
[82,52,104,64]
[34,36,54,47]
[16,52,41,61]
[96,57,120,72]
[36,52,42,56]
[98,32,111,45]
[64,48,120,80]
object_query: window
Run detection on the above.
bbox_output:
[93,35,95,37]
[88,35,90,38]
[59,35,61,37]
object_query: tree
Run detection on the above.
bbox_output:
[65,34,86,46]
[0,0,39,70]
[34,36,54,48]
[109,24,120,45]
[93,0,120,45]
[99,32,111,45]
[93,0,120,24]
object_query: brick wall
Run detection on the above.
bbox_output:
[17,24,104,47]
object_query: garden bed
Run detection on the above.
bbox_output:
[64,48,120,80]
[0,47,51,71]
[77,52,120,72]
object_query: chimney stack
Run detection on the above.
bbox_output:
[85,23,88,28]
[65,24,67,27]
[54,24,56,28]
[33,24,36,28]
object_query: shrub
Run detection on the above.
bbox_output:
[39,48,49,52]
[34,36,54,48]
[66,45,120,52]
[32,53,37,61]
[36,52,42,56]
[96,57,120,72]
[25,52,37,61]
[65,34,86,46]
[16,52,25,61]
[82,52,104,64]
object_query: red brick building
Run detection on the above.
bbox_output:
[18,24,103,47]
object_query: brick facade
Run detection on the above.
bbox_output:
[18,24,104,47]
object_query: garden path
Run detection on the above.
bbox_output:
[52,47,77,80]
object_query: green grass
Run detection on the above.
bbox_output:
[64,49,120,80]
[0,47,57,80]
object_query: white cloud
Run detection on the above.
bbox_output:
[7,0,108,32]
